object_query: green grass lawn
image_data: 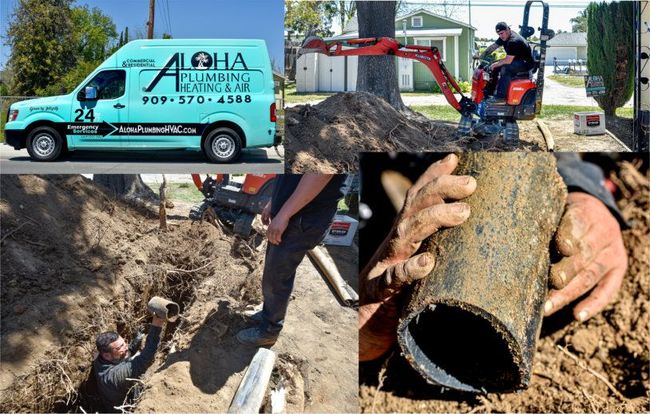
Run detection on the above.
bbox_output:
[165,182,204,203]
[411,104,633,122]
[548,74,586,88]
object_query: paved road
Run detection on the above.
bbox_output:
[0,145,284,174]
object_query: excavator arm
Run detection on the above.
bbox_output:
[299,36,476,115]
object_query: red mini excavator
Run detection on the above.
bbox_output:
[189,174,276,236]
[298,0,554,144]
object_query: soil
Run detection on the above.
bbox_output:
[606,116,634,149]
[0,175,358,413]
[359,159,650,413]
[285,93,629,173]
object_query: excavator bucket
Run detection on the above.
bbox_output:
[298,35,330,58]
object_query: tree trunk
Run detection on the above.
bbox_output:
[397,153,567,393]
[93,175,157,200]
[356,1,406,111]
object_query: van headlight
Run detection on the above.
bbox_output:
[7,109,19,122]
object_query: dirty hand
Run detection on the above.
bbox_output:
[261,201,272,225]
[359,154,477,361]
[545,192,627,321]
[151,313,165,327]
[266,212,289,245]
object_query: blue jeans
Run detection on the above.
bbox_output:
[495,60,533,98]
[260,214,332,334]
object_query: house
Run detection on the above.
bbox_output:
[296,9,476,92]
[546,32,587,65]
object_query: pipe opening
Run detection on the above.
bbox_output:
[400,303,522,393]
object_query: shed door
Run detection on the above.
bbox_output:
[398,57,413,91]
[317,55,346,92]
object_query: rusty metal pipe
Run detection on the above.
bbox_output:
[397,153,567,393]
[147,296,180,322]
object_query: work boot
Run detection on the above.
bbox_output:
[236,327,278,347]
[246,310,263,324]
[242,306,264,324]
[485,96,507,105]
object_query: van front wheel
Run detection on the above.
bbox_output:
[26,126,64,161]
[203,127,242,163]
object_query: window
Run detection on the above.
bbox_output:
[85,70,126,100]
[411,16,423,27]
[415,38,446,61]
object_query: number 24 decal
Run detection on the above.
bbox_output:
[74,109,95,122]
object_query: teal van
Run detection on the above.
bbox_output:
[4,39,279,162]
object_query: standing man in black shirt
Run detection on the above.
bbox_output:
[236,174,347,346]
[480,22,535,102]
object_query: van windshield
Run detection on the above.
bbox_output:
[85,70,126,99]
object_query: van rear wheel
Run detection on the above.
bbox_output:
[203,127,242,163]
[26,126,64,161]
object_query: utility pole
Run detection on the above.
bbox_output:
[147,0,155,39]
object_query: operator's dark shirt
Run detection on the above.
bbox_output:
[496,31,533,64]
[94,325,161,412]
[270,174,347,221]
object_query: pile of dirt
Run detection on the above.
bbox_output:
[0,175,359,413]
[285,93,537,173]
[359,159,650,413]
[0,175,254,412]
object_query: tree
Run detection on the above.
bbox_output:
[285,0,337,37]
[71,5,117,63]
[587,1,634,116]
[356,1,406,111]
[336,1,357,32]
[398,0,466,20]
[570,9,588,33]
[93,175,157,200]
[6,0,76,95]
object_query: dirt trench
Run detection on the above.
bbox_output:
[359,159,650,413]
[0,175,356,413]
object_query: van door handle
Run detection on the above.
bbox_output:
[114,103,125,109]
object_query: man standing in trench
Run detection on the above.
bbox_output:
[236,174,347,346]
[94,314,165,411]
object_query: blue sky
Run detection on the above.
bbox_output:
[327,0,612,39]
[0,0,284,71]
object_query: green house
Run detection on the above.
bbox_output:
[332,9,477,91]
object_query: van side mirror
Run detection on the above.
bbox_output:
[85,86,98,100]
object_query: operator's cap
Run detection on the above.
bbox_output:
[495,22,509,32]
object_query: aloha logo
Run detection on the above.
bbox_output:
[191,52,212,70]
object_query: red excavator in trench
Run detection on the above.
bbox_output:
[298,0,554,144]
[189,174,276,237]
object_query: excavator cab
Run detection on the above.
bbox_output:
[465,0,554,142]
[189,174,276,237]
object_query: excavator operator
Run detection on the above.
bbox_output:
[480,22,535,103]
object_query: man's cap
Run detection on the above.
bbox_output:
[496,22,509,32]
